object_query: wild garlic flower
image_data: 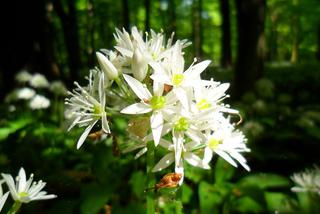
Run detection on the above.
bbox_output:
[121,74,177,146]
[17,87,36,100]
[29,95,50,110]
[15,70,32,83]
[291,166,320,195]
[1,168,56,203]
[0,180,9,212]
[65,70,110,149]
[203,123,251,171]
[29,73,50,88]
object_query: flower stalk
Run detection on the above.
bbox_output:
[146,141,155,214]
[7,201,22,214]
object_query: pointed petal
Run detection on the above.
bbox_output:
[77,120,98,149]
[101,115,110,133]
[123,74,152,100]
[18,168,27,193]
[174,88,189,110]
[215,150,238,168]
[0,192,9,212]
[114,46,133,58]
[203,147,214,164]
[150,112,163,146]
[135,147,148,159]
[184,60,211,77]
[152,153,175,172]
[184,152,209,169]
[121,103,152,114]
[1,173,18,200]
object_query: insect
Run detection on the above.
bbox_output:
[88,129,107,141]
[145,173,183,192]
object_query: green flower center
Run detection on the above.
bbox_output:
[174,117,189,132]
[150,96,166,110]
[172,74,184,86]
[93,105,103,119]
[208,138,221,150]
[18,191,29,197]
[196,99,211,110]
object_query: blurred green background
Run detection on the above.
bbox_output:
[0,0,320,213]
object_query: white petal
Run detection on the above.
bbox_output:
[18,168,27,193]
[152,153,174,172]
[1,173,18,200]
[215,150,238,168]
[121,103,152,114]
[153,81,164,97]
[150,73,171,85]
[150,112,163,146]
[114,46,133,58]
[173,131,184,167]
[135,147,148,159]
[184,152,209,169]
[174,88,189,110]
[184,60,211,77]
[101,115,110,133]
[0,192,9,212]
[203,147,213,164]
[159,139,174,150]
[123,74,152,100]
[77,120,98,149]
[96,52,118,80]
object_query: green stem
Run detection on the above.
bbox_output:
[146,141,155,214]
[174,188,183,214]
[7,201,22,214]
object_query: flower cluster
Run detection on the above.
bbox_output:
[66,27,250,184]
[291,165,320,195]
[0,167,56,212]
[6,70,68,111]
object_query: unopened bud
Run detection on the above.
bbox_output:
[96,52,118,80]
[132,48,148,82]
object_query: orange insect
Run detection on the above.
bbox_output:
[146,173,183,192]
[88,129,106,140]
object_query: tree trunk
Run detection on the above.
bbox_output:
[219,0,232,68]
[290,0,299,64]
[53,0,82,82]
[145,0,150,32]
[192,0,203,58]
[317,20,320,61]
[232,0,266,99]
[86,0,95,68]
[122,0,130,31]
[167,0,177,34]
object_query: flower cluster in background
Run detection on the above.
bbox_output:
[6,70,67,111]
[65,27,250,184]
[291,165,320,195]
[0,167,56,212]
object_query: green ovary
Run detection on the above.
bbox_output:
[172,74,184,86]
[150,96,166,110]
[174,117,189,132]
[93,105,103,118]
[208,138,221,150]
[18,191,29,197]
[196,99,211,110]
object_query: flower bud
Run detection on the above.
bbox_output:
[96,52,118,80]
[132,48,148,82]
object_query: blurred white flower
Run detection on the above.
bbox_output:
[203,122,250,171]
[29,73,49,88]
[65,70,110,149]
[17,87,36,100]
[50,80,68,96]
[29,95,50,109]
[1,168,57,203]
[291,166,320,195]
[0,180,9,212]
[15,70,32,83]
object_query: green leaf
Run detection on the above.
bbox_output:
[129,171,146,199]
[265,192,294,213]
[231,196,264,213]
[214,157,236,184]
[0,118,32,141]
[238,173,291,190]
[198,181,224,213]
[181,183,193,203]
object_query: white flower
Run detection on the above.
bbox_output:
[29,73,50,88]
[1,168,57,203]
[121,74,177,146]
[15,70,32,83]
[203,123,250,171]
[291,166,320,195]
[50,80,68,96]
[17,87,36,100]
[29,95,50,109]
[150,42,211,109]
[65,70,110,149]
[96,52,119,80]
[0,180,9,212]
